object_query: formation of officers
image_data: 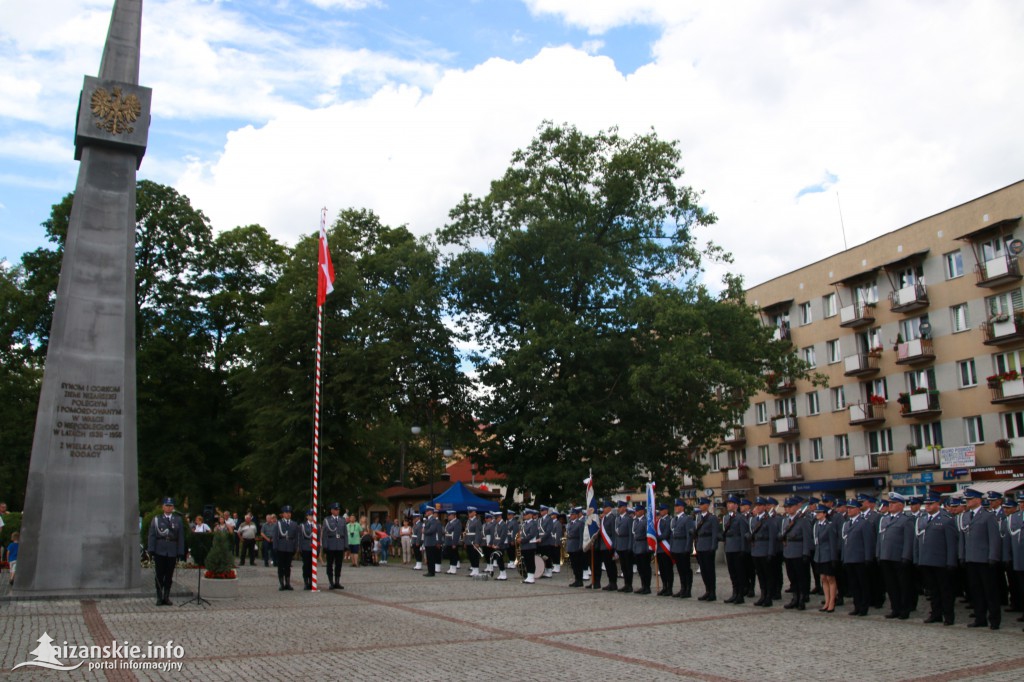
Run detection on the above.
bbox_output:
[400,488,1024,631]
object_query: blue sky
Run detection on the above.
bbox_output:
[2,0,1024,287]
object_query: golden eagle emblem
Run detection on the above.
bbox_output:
[90,86,141,135]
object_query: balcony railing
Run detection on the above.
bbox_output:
[843,352,880,377]
[997,437,1024,463]
[975,255,1022,287]
[848,402,886,426]
[900,391,941,418]
[895,338,935,365]
[774,462,803,481]
[982,315,1024,345]
[721,467,752,492]
[769,414,799,438]
[990,377,1024,404]
[889,282,929,313]
[906,448,939,469]
[853,453,890,474]
[771,323,791,342]
[839,303,876,328]
[722,426,746,447]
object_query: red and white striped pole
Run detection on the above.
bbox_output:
[312,206,333,592]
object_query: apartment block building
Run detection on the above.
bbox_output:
[700,179,1024,501]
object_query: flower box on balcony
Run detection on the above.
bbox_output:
[1003,378,1024,398]
[909,392,932,412]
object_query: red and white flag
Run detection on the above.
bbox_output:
[317,213,335,307]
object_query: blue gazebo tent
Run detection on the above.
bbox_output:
[420,481,500,513]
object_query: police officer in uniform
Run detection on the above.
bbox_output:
[842,498,875,616]
[505,511,520,570]
[749,497,777,607]
[492,511,509,581]
[740,498,756,597]
[914,491,957,625]
[877,493,914,619]
[694,497,721,601]
[670,498,695,598]
[421,506,442,576]
[631,504,653,594]
[962,487,1003,629]
[270,505,299,591]
[482,511,496,575]
[721,495,750,604]
[541,506,562,578]
[520,508,540,584]
[320,502,346,589]
[812,503,839,612]
[655,504,674,596]
[780,497,812,610]
[566,507,586,587]
[443,510,462,574]
[464,507,483,577]
[594,500,617,591]
[614,500,633,592]
[298,508,317,590]
[147,497,185,606]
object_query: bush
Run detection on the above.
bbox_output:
[1,512,22,545]
[203,531,235,578]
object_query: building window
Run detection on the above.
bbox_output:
[810,437,824,461]
[807,391,820,416]
[964,416,985,444]
[951,303,970,333]
[910,422,943,448]
[944,250,964,279]
[758,445,771,467]
[958,359,977,388]
[1003,410,1024,439]
[868,428,893,454]
[900,314,929,341]
[799,301,812,326]
[779,442,800,463]
[868,377,888,401]
[855,281,879,306]
[802,345,816,368]
[755,402,768,424]
[835,434,850,459]
[709,452,721,471]
[986,289,1023,319]
[774,397,797,417]
[823,292,837,318]
[994,350,1024,375]
[826,339,841,364]
[831,386,846,411]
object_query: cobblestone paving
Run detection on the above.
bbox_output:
[2,561,1022,681]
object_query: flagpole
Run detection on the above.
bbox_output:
[311,206,331,592]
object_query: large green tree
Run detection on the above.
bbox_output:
[439,123,806,503]
[236,209,470,508]
[6,182,286,509]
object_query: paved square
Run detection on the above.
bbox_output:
[2,561,1022,681]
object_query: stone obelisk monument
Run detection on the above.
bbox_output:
[14,0,149,595]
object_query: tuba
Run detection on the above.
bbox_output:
[515,528,528,579]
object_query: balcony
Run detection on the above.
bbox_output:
[899,391,941,419]
[975,255,1022,288]
[771,323,791,343]
[721,467,753,492]
[982,315,1024,346]
[848,402,886,426]
[843,352,880,377]
[769,414,799,439]
[889,282,929,313]
[990,377,1024,404]
[722,426,746,447]
[854,453,890,474]
[767,375,796,395]
[997,437,1024,463]
[839,302,876,328]
[895,338,935,365]
[906,448,939,470]
[774,462,803,482]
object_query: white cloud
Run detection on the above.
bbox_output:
[522,0,690,34]
[304,0,382,8]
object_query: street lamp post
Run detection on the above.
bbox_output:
[411,424,454,507]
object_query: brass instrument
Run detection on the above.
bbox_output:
[515,528,527,579]
[560,533,568,566]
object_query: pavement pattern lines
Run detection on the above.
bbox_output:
[1,561,1022,681]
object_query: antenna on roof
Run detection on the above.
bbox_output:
[836,192,849,251]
